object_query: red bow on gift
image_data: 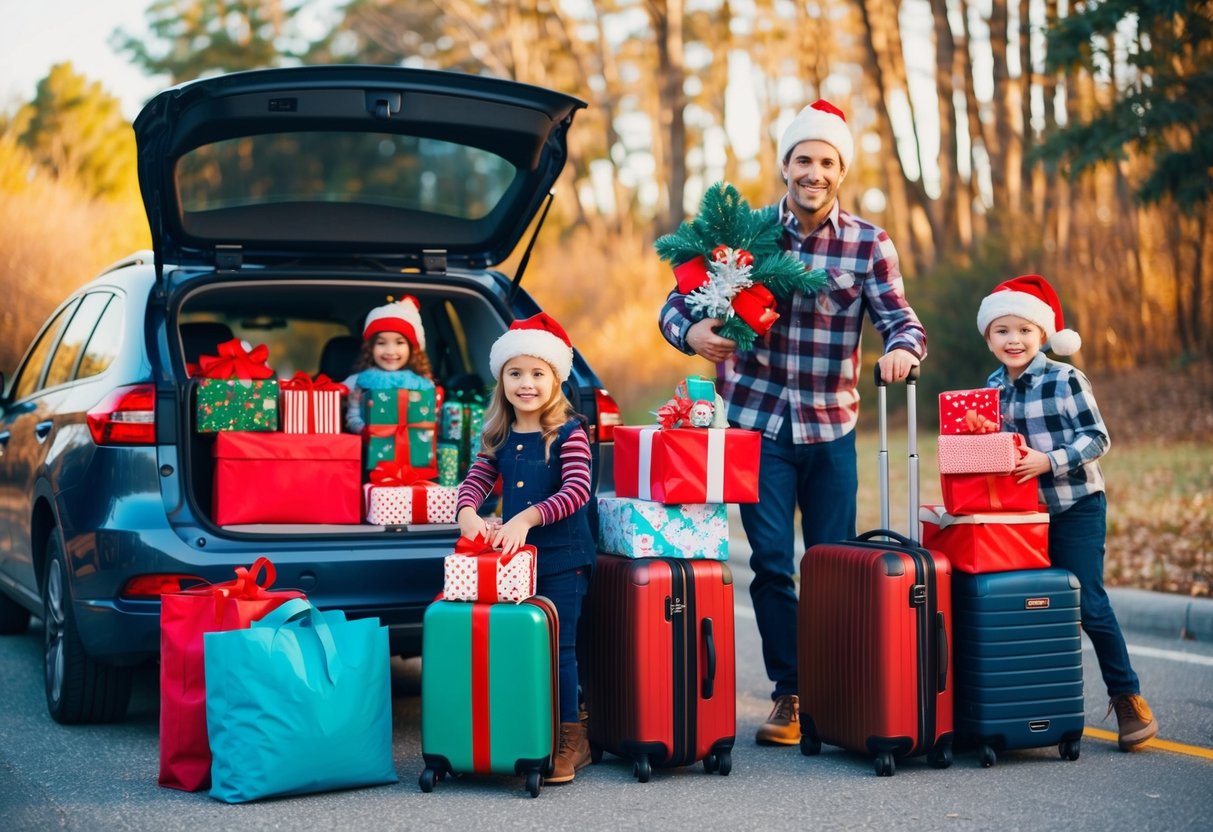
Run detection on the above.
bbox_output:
[198,339,275,380]
[673,255,710,293]
[655,395,694,430]
[731,284,779,336]
[369,461,430,487]
[279,371,348,395]
[964,409,1000,434]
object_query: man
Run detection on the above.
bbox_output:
[658,99,927,745]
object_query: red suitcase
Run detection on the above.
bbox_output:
[797,367,954,776]
[579,555,736,782]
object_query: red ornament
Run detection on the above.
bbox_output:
[711,245,731,263]
[735,249,754,268]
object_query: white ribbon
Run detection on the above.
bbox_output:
[637,427,659,500]
[706,428,726,503]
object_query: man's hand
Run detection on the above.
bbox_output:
[876,348,919,383]
[686,318,738,363]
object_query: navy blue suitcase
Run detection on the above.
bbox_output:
[952,568,1085,766]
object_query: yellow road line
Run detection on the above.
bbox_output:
[1084,726,1213,761]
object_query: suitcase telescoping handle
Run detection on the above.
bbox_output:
[873,364,920,542]
[702,617,717,699]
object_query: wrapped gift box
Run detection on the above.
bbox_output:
[919,505,1050,574]
[937,432,1026,474]
[212,432,361,525]
[614,425,759,504]
[439,395,487,476]
[363,480,458,525]
[197,378,279,432]
[279,372,346,434]
[361,386,438,475]
[940,471,1038,515]
[597,496,729,560]
[939,388,1001,435]
[443,547,536,603]
[436,442,461,487]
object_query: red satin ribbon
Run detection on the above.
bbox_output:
[656,395,694,430]
[673,255,709,293]
[731,284,780,335]
[983,474,1004,510]
[198,339,274,380]
[369,461,429,487]
[471,603,492,773]
[209,557,277,624]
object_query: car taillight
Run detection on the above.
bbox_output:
[594,388,622,443]
[120,574,206,599]
[87,384,156,445]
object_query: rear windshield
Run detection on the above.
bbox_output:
[176,132,516,221]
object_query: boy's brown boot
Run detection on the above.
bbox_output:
[755,694,801,745]
[547,720,591,784]
[1108,693,1159,751]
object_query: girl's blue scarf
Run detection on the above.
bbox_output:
[356,368,435,391]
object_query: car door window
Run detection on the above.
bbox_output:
[44,293,113,389]
[10,300,78,401]
[75,295,124,380]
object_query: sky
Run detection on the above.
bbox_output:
[1,0,168,121]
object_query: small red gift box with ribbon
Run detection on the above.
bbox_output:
[937,432,1027,474]
[212,432,361,525]
[195,339,279,433]
[919,505,1050,574]
[441,535,537,604]
[940,471,1038,515]
[279,372,347,434]
[362,462,457,525]
[938,388,1002,435]
[614,425,760,504]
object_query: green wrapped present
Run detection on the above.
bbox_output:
[436,442,461,487]
[360,387,437,474]
[196,378,279,432]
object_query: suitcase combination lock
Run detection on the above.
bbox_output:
[665,596,686,619]
[909,584,927,607]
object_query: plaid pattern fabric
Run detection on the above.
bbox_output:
[987,352,1108,513]
[660,199,926,443]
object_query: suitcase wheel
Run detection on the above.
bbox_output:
[979,745,997,768]
[525,770,542,798]
[717,750,732,776]
[927,742,953,769]
[419,767,437,793]
[1059,739,1081,761]
[703,753,718,774]
[800,735,822,756]
[632,755,652,783]
[874,751,895,777]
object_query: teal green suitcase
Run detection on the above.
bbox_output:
[419,597,558,797]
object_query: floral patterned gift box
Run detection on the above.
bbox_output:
[597,496,729,560]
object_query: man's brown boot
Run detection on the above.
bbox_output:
[756,694,801,745]
[1108,693,1159,751]
[547,720,591,784]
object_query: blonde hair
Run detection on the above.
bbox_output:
[354,335,433,378]
[479,362,575,463]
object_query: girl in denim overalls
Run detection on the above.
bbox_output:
[455,313,595,784]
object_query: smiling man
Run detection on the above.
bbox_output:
[658,98,928,746]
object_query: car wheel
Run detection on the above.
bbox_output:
[43,531,132,724]
[0,591,31,635]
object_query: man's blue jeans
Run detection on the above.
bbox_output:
[1048,492,1140,697]
[739,420,857,699]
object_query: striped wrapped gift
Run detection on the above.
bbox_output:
[279,372,347,434]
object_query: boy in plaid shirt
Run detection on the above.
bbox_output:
[659,100,926,745]
[978,274,1158,752]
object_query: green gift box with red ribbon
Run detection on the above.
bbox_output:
[360,386,438,475]
[194,339,279,433]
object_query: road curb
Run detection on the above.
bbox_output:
[1107,587,1213,642]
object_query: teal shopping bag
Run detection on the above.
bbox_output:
[203,598,398,803]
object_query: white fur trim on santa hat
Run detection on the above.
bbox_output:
[363,296,426,349]
[778,99,855,171]
[490,329,573,383]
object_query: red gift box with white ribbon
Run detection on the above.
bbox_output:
[442,536,537,603]
[614,425,759,504]
[937,432,1027,474]
[938,388,1001,435]
[919,504,1049,574]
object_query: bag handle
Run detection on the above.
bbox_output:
[255,598,341,684]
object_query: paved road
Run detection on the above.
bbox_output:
[2,546,1211,831]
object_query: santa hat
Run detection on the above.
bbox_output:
[489,312,574,383]
[976,274,1082,356]
[363,295,426,350]
[778,99,855,171]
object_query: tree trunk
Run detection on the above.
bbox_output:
[650,0,688,234]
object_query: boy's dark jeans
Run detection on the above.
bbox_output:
[1048,492,1140,697]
